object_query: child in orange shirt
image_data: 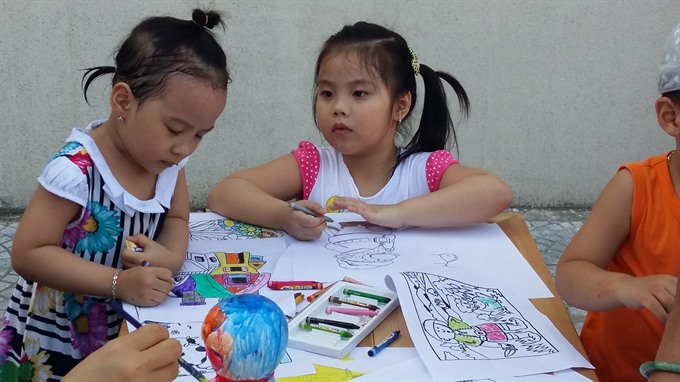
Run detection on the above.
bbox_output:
[555,23,680,382]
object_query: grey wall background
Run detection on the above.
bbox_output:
[1,0,678,211]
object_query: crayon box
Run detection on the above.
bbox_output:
[287,281,399,358]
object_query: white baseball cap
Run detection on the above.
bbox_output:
[659,23,680,94]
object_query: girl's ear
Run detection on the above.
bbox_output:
[656,96,680,137]
[110,82,134,117]
[393,91,412,122]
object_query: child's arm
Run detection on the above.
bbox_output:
[554,170,676,321]
[208,153,327,240]
[123,170,191,274]
[332,164,513,228]
[647,266,680,381]
[11,186,173,306]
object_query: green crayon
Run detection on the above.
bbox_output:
[343,288,392,304]
[299,321,353,339]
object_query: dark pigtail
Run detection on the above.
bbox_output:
[82,8,230,106]
[401,64,469,162]
[314,21,469,170]
[191,9,224,30]
[82,66,116,105]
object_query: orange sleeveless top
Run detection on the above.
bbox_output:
[580,152,680,382]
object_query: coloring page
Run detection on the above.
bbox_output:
[274,213,551,298]
[385,271,592,381]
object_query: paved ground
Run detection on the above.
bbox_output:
[0,207,589,332]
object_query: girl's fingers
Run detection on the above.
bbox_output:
[144,338,182,371]
[125,324,170,351]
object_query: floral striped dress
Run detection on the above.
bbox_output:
[0,120,186,381]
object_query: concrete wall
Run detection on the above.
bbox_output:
[0,0,678,211]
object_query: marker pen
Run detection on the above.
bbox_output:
[325,306,378,317]
[299,321,353,339]
[268,280,323,290]
[288,201,334,223]
[306,316,360,330]
[328,296,379,311]
[343,288,392,303]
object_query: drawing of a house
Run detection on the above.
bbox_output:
[173,252,270,298]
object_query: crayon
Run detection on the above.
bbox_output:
[299,321,353,339]
[306,282,336,302]
[343,288,391,303]
[328,296,379,311]
[268,280,323,290]
[306,316,360,330]
[368,330,400,357]
[108,299,210,382]
[294,292,304,305]
[325,306,378,317]
[288,201,334,223]
[125,240,143,252]
[342,276,369,285]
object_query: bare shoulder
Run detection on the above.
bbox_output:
[560,169,633,266]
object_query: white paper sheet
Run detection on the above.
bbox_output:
[353,357,593,381]
[274,213,552,298]
[384,271,592,381]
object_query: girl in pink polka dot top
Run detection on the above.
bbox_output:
[208,21,512,241]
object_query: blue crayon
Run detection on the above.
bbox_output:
[368,330,400,357]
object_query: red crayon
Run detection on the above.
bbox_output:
[268,280,323,290]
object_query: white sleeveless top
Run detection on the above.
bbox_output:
[291,141,457,211]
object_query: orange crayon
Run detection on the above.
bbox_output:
[306,282,336,302]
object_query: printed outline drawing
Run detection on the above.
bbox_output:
[323,220,400,269]
[144,321,292,380]
[189,218,283,241]
[401,271,557,361]
[434,253,459,267]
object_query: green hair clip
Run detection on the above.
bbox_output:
[408,47,419,76]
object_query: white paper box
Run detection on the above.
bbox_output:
[288,281,399,358]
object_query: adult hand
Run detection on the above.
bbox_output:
[64,324,181,382]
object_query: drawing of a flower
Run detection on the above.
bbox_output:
[63,208,90,248]
[15,335,53,382]
[31,285,59,315]
[50,142,81,160]
[68,149,93,174]
[0,317,12,361]
[63,292,91,321]
[67,298,108,356]
[74,201,122,254]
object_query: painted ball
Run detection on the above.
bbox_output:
[201,294,288,382]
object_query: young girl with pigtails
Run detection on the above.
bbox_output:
[0,9,229,379]
[208,21,512,241]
